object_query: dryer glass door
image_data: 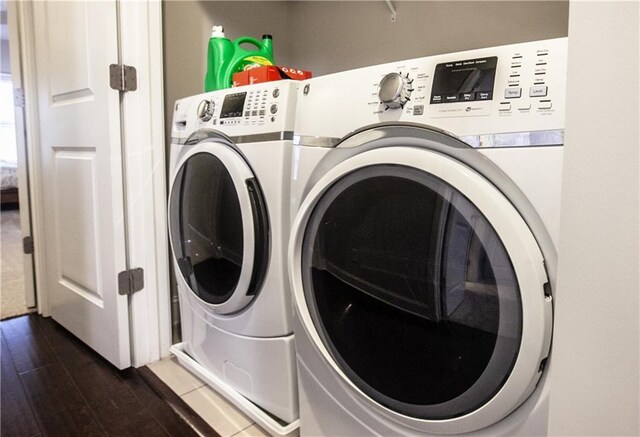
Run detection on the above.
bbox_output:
[169,145,269,312]
[301,164,523,420]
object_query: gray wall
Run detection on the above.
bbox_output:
[162,1,293,146]
[548,2,639,435]
[162,1,569,142]
[288,1,569,76]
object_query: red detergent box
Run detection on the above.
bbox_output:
[233,66,312,87]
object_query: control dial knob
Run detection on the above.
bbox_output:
[196,99,215,122]
[378,72,414,109]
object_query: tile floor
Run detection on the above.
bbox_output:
[148,357,270,437]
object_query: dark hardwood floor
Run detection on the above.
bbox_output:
[0,314,217,437]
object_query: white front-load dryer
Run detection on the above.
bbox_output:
[168,81,299,435]
[289,38,566,436]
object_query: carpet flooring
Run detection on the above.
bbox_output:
[1,209,34,319]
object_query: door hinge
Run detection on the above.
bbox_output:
[109,64,137,92]
[118,268,144,295]
[23,236,34,254]
[14,88,25,108]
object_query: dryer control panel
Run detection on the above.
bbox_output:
[295,38,567,146]
[171,81,298,142]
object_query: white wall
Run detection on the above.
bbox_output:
[548,2,640,435]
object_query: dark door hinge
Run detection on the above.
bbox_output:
[109,64,137,92]
[23,236,34,254]
[118,268,144,295]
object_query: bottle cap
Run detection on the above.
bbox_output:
[211,25,225,38]
[262,34,273,40]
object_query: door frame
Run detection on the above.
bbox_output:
[6,1,36,308]
[9,1,171,367]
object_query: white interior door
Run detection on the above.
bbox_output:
[32,1,131,368]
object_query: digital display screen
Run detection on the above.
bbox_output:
[430,57,497,104]
[220,92,247,118]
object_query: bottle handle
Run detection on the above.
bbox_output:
[233,36,263,51]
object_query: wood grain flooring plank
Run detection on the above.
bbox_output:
[1,332,42,437]
[56,341,169,435]
[19,362,106,436]
[1,315,58,374]
[33,315,81,350]
[33,315,190,436]
[4,315,208,437]
[123,368,204,437]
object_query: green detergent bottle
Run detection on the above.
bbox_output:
[204,26,275,91]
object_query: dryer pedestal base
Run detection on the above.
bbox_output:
[171,342,300,436]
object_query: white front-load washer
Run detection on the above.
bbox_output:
[168,81,299,436]
[289,38,566,435]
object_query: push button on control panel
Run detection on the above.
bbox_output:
[538,101,553,110]
[529,85,548,97]
[499,102,512,111]
[504,87,522,99]
[270,104,278,114]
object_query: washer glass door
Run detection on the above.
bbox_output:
[299,159,546,422]
[169,143,269,313]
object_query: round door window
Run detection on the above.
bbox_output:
[170,152,244,304]
[301,165,523,420]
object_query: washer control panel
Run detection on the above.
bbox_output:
[295,38,567,142]
[429,56,497,114]
[493,45,558,114]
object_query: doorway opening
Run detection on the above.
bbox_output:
[1,1,36,320]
